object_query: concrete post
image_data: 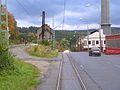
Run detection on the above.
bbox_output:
[101,0,111,36]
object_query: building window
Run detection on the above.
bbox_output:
[88,41,91,45]
[104,40,106,44]
[96,41,99,44]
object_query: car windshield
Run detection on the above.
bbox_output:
[91,48,100,51]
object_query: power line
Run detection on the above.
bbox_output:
[62,0,66,30]
[15,0,32,17]
[53,22,63,29]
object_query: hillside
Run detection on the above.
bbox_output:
[18,27,120,41]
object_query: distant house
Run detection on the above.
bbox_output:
[37,24,53,41]
[77,29,106,52]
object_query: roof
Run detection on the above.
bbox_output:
[84,29,105,39]
[37,24,53,34]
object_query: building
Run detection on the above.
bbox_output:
[76,36,85,52]
[106,35,120,55]
[82,29,106,51]
[37,24,53,41]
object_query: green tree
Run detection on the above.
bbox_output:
[27,32,37,42]
[60,38,69,49]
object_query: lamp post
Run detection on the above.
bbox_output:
[85,3,102,52]
[80,18,90,51]
[52,16,56,50]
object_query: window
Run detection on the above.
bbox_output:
[88,41,91,45]
[104,40,106,44]
[96,41,99,44]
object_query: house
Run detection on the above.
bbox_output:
[37,24,53,41]
[77,29,106,52]
[76,36,85,51]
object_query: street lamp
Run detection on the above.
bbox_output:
[80,18,90,51]
[52,16,56,50]
[85,3,102,52]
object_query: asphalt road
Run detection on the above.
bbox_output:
[61,53,82,90]
[69,52,120,90]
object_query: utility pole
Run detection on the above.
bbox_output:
[52,16,56,49]
[42,11,45,40]
[0,0,9,45]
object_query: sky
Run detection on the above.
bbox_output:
[7,0,120,30]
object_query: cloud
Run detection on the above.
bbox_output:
[7,0,120,29]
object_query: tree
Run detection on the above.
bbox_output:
[27,32,37,42]
[8,12,18,37]
[60,38,69,49]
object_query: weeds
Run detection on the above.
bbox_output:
[27,45,58,58]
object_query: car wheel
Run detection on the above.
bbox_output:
[89,53,92,56]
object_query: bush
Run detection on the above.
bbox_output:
[0,33,14,71]
[26,45,58,58]
[38,39,50,46]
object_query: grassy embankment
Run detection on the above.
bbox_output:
[27,45,59,58]
[0,59,41,90]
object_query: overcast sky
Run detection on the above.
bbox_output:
[8,0,120,30]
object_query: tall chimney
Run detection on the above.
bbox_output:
[101,0,111,36]
[42,11,45,39]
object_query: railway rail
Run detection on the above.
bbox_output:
[56,53,87,90]
[67,53,87,90]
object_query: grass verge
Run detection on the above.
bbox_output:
[0,59,41,90]
[26,45,59,58]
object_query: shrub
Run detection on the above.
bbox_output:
[38,39,50,46]
[0,33,14,71]
[27,45,58,58]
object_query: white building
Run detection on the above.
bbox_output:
[83,29,106,51]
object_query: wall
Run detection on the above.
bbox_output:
[106,35,120,55]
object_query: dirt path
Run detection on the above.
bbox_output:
[10,46,62,90]
[10,46,61,61]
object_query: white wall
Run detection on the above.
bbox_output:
[83,29,106,50]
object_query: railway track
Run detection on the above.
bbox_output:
[56,53,87,90]
[67,53,87,90]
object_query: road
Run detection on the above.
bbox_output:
[69,52,120,90]
[10,46,120,90]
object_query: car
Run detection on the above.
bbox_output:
[89,47,101,56]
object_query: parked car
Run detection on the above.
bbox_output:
[89,47,101,56]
